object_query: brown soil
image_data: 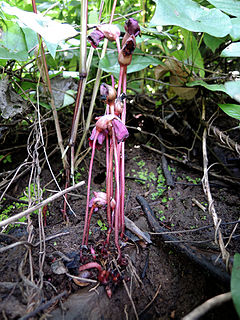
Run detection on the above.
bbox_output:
[0,95,240,320]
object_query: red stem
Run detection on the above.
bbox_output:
[82,131,99,246]
[112,131,121,259]
[106,139,114,244]
[85,205,95,244]
[79,262,102,273]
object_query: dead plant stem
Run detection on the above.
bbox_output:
[201,98,229,265]
[0,181,85,228]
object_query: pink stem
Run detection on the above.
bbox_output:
[111,75,115,88]
[117,65,124,97]
[120,66,127,237]
[85,206,95,245]
[79,262,102,273]
[112,131,121,259]
[82,131,99,246]
[106,138,114,244]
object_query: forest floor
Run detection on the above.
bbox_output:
[0,92,240,319]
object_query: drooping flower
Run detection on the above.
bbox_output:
[97,24,120,42]
[112,118,129,143]
[88,114,115,149]
[88,126,108,150]
[89,191,116,211]
[118,35,136,66]
[89,191,107,211]
[124,18,140,37]
[88,24,120,49]
[88,29,105,48]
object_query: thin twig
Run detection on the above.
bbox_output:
[182,292,232,320]
[210,125,240,155]
[113,259,139,320]
[139,284,161,316]
[0,181,85,228]
[19,290,68,320]
[201,98,229,265]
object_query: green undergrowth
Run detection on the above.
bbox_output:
[1,184,46,232]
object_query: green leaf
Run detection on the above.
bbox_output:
[0,21,28,60]
[230,18,240,41]
[218,103,240,120]
[224,81,240,103]
[62,90,76,108]
[180,29,205,77]
[187,80,227,93]
[207,0,240,17]
[231,253,240,317]
[203,34,226,53]
[21,26,38,53]
[221,42,240,57]
[99,48,162,78]
[1,1,77,58]
[150,0,232,37]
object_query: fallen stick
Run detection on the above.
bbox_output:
[0,181,85,228]
[136,195,230,285]
[182,292,232,320]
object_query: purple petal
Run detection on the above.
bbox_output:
[88,127,107,150]
[112,119,129,143]
[88,29,105,48]
[97,130,108,146]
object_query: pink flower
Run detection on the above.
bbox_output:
[124,18,140,37]
[112,118,129,143]
[89,192,116,211]
[97,24,120,41]
[89,191,107,211]
[88,29,105,48]
[89,127,108,150]
[88,115,115,149]
[88,24,120,49]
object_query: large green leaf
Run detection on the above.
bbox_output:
[218,104,240,120]
[207,0,240,17]
[224,81,240,103]
[231,253,240,317]
[150,0,232,37]
[230,18,240,41]
[203,34,226,53]
[0,20,28,60]
[99,48,162,78]
[1,1,77,58]
[221,42,240,57]
[188,80,240,103]
[187,80,227,93]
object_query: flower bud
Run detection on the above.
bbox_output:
[124,18,140,37]
[114,98,124,115]
[100,83,116,102]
